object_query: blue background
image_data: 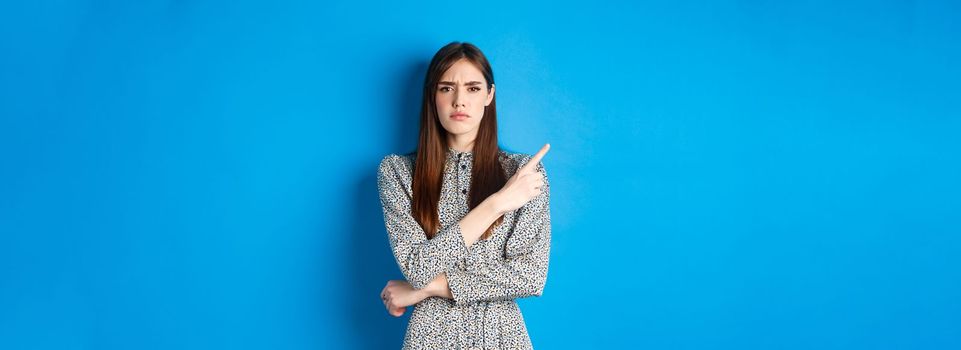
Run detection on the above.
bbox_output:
[2,1,959,349]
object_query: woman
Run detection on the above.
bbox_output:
[377,41,552,349]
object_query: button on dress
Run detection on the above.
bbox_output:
[377,147,552,350]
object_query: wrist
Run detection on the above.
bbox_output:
[421,278,441,298]
[421,273,452,299]
[484,192,506,216]
[417,286,433,299]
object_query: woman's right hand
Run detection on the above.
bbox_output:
[492,144,550,214]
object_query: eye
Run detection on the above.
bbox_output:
[468,86,481,92]
[438,86,452,92]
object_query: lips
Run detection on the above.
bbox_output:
[450,112,469,121]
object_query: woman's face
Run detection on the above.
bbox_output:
[435,58,495,139]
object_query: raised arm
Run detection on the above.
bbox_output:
[377,155,503,289]
[421,148,553,305]
[379,145,551,316]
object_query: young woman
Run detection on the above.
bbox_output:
[377,42,552,349]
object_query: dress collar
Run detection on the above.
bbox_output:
[446,146,473,160]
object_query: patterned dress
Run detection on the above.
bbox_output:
[377,146,552,350]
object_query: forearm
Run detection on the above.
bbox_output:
[400,196,502,292]
[457,195,504,248]
[420,273,453,299]
[418,257,548,304]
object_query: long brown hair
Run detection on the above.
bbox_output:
[412,42,506,240]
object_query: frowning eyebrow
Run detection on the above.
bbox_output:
[438,81,484,86]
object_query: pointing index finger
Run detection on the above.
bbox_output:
[521,143,550,173]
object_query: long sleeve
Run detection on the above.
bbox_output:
[446,158,552,306]
[377,155,469,289]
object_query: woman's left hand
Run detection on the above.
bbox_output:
[380,280,426,317]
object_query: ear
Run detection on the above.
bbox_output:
[485,84,496,106]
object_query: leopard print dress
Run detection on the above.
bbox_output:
[377,146,552,350]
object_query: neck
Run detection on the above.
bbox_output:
[447,133,476,153]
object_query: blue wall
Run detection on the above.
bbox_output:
[2,1,959,349]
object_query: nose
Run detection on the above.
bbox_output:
[453,89,467,108]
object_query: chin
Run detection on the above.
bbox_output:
[440,121,476,134]
[443,125,476,136]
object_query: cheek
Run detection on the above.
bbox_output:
[435,105,450,118]
[472,94,488,111]
[435,95,450,110]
